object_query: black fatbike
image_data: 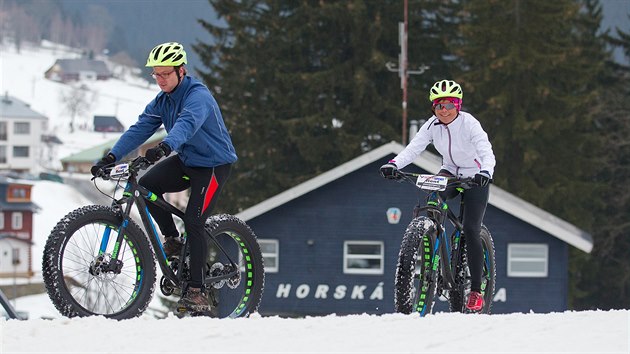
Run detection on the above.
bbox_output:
[392,172,496,316]
[42,156,264,319]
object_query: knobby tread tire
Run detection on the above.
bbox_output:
[395,216,438,315]
[449,225,496,313]
[42,205,156,319]
[205,214,265,317]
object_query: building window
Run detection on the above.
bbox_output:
[507,243,549,277]
[0,212,4,229]
[343,241,384,275]
[11,187,27,199]
[0,122,7,140]
[11,212,23,230]
[0,145,6,163]
[14,122,30,135]
[13,146,29,158]
[259,239,279,273]
[7,186,30,202]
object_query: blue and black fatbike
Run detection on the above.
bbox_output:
[42,156,264,319]
[392,171,496,316]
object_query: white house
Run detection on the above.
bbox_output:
[0,93,49,174]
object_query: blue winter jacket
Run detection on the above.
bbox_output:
[110,76,237,167]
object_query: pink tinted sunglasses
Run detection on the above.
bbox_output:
[432,98,461,111]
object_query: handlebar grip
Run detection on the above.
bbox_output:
[98,169,111,180]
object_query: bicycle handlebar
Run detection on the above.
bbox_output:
[91,156,153,181]
[396,171,480,191]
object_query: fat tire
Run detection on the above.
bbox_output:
[42,205,156,319]
[394,216,438,315]
[205,214,264,318]
[449,225,496,313]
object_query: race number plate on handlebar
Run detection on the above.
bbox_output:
[416,174,448,191]
[110,163,130,179]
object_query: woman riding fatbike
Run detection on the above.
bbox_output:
[380,79,496,312]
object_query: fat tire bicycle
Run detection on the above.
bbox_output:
[391,171,496,316]
[42,156,265,319]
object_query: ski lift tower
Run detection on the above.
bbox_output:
[386,0,429,145]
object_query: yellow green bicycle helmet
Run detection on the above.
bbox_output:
[146,42,187,67]
[429,80,463,102]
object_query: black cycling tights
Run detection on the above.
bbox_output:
[440,182,490,293]
[139,155,231,288]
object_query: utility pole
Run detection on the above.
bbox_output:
[386,0,429,145]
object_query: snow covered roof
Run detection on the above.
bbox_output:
[48,59,112,76]
[60,138,118,163]
[0,94,48,120]
[237,141,594,253]
[61,129,166,163]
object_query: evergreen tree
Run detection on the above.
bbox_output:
[572,11,630,310]
[455,0,605,226]
[194,1,449,212]
[407,1,462,114]
[455,0,628,309]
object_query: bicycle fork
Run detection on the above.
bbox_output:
[92,195,137,276]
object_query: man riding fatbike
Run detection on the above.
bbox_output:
[91,42,237,313]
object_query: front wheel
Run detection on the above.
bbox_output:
[394,217,439,316]
[204,214,265,318]
[42,205,156,319]
[449,225,496,313]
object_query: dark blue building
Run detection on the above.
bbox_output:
[237,142,593,316]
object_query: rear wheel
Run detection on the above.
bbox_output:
[449,225,496,313]
[395,217,438,316]
[203,214,264,318]
[42,205,156,319]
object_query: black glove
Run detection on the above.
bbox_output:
[145,142,172,163]
[380,162,401,179]
[473,170,492,187]
[90,153,116,177]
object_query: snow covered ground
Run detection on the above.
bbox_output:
[0,307,627,353]
[1,180,627,354]
[1,40,629,354]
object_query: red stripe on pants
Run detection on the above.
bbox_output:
[202,174,219,214]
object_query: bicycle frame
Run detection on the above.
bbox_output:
[99,158,239,288]
[404,173,471,292]
[393,171,496,315]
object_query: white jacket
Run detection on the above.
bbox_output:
[392,111,496,178]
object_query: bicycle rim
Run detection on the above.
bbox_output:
[204,215,264,318]
[59,222,145,316]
